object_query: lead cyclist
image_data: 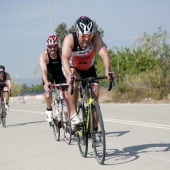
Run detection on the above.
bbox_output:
[61,16,115,145]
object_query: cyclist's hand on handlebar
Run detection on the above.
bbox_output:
[106,71,115,82]
[66,74,75,85]
[9,88,12,96]
[44,82,51,93]
[106,71,115,90]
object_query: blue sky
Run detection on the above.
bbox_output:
[0,0,170,84]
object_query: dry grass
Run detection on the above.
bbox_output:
[99,86,170,104]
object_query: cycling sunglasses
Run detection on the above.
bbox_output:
[47,45,57,49]
[0,71,4,74]
[81,34,94,39]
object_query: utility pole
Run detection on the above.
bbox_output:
[49,0,54,34]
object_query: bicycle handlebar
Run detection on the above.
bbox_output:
[76,76,115,91]
[70,71,115,95]
[46,83,69,97]
[50,83,68,87]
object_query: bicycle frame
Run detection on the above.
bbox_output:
[51,83,69,120]
[50,83,72,144]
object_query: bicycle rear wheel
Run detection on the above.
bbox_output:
[77,102,88,157]
[63,101,72,145]
[90,101,106,165]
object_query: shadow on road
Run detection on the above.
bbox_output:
[7,120,46,127]
[105,143,170,165]
[106,131,130,137]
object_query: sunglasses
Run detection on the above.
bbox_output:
[81,34,93,39]
[47,45,57,49]
[0,71,4,74]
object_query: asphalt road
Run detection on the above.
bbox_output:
[0,102,170,170]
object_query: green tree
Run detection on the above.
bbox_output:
[12,82,21,96]
[55,22,68,46]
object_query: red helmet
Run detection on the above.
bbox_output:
[46,35,59,45]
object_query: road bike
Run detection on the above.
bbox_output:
[49,83,72,145]
[72,73,114,164]
[0,90,7,128]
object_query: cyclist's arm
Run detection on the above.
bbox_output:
[5,73,12,90]
[39,51,49,85]
[39,51,51,92]
[62,34,74,84]
[93,33,111,78]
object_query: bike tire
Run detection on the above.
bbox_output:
[63,101,72,145]
[77,102,88,157]
[52,119,60,141]
[90,101,106,165]
[1,101,6,128]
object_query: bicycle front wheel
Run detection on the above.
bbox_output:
[52,119,60,141]
[63,101,72,145]
[90,101,106,165]
[1,105,6,128]
[77,102,88,157]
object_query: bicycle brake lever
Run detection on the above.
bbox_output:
[108,72,115,91]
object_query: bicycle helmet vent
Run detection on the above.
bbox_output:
[46,35,60,45]
[75,16,94,34]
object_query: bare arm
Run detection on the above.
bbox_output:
[39,51,52,93]
[93,33,111,77]
[5,73,12,89]
[62,34,74,84]
[39,51,49,85]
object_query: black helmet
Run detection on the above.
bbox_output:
[75,16,94,34]
[0,65,5,71]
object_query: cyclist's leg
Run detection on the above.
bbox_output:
[43,75,53,123]
[91,84,99,128]
[66,68,81,125]
[60,74,70,116]
[3,86,10,110]
[43,75,53,110]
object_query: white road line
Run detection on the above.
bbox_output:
[10,109,43,114]
[104,118,170,130]
[10,109,170,130]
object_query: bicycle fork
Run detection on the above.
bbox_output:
[86,98,94,134]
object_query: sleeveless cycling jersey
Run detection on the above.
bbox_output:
[46,50,63,78]
[70,32,96,71]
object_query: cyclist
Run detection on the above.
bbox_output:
[0,65,12,111]
[39,35,68,123]
[62,16,114,129]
